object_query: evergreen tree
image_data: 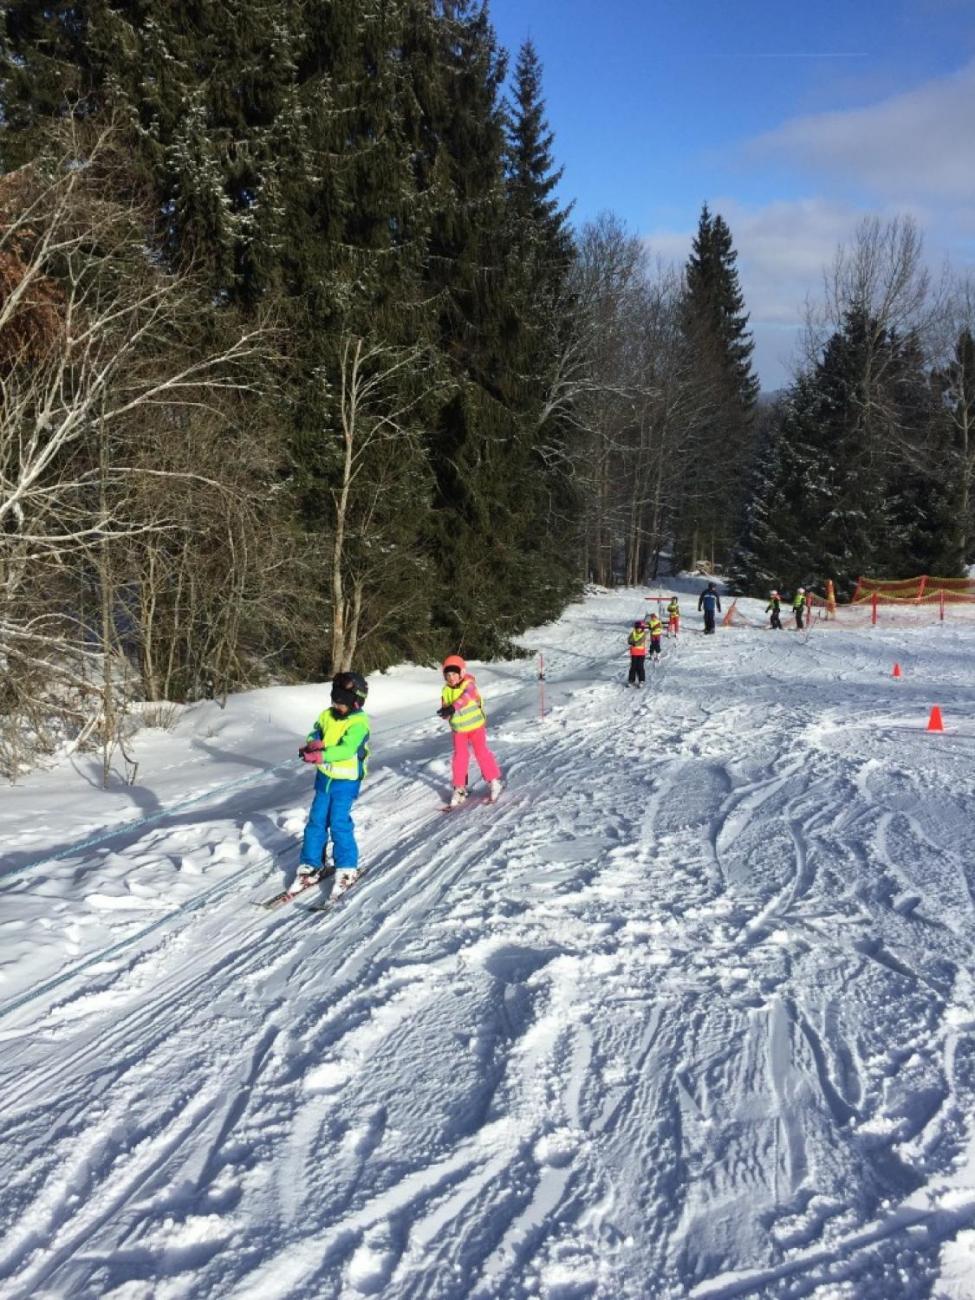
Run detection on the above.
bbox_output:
[504,38,573,275]
[417,0,557,654]
[677,203,759,569]
[932,328,975,567]
[496,38,579,624]
[1,1,91,166]
[2,0,586,681]
[684,207,759,410]
[732,306,957,594]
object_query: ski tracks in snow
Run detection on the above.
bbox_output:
[3,593,975,1296]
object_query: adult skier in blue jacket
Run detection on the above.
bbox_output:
[697,582,721,635]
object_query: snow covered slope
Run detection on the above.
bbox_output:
[2,584,975,1299]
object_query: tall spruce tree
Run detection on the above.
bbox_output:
[417,0,544,654]
[932,328,975,567]
[505,39,573,275]
[3,0,587,679]
[678,203,759,570]
[732,306,955,594]
[496,37,579,624]
[1,1,92,166]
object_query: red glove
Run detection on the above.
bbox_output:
[299,740,324,763]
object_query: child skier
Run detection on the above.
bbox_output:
[439,655,503,807]
[295,671,370,895]
[666,596,680,636]
[627,620,648,687]
[793,587,806,630]
[766,591,782,630]
[647,612,663,660]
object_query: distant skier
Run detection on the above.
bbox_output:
[295,671,370,895]
[666,596,680,636]
[766,591,782,630]
[627,621,648,687]
[793,588,807,630]
[697,582,721,635]
[439,655,503,807]
[647,613,663,660]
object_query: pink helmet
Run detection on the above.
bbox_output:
[442,654,465,675]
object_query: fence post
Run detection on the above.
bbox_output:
[538,653,545,720]
[872,592,878,626]
[940,589,945,622]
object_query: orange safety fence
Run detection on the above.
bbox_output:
[722,586,975,631]
[852,575,975,604]
[820,579,975,627]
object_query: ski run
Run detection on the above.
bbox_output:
[3,580,975,1300]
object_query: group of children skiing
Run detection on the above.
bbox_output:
[625,583,811,685]
[766,588,807,630]
[294,655,502,899]
[625,595,683,686]
[295,582,813,897]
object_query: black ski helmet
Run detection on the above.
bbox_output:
[332,671,368,706]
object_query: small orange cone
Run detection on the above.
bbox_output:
[926,706,944,732]
[892,663,902,678]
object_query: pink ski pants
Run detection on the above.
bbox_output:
[451,726,500,789]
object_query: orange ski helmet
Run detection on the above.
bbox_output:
[442,654,466,675]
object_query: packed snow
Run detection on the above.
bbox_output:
[2,582,975,1299]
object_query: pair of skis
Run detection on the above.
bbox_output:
[259,787,500,910]
[257,866,364,913]
[256,868,332,910]
[440,791,501,813]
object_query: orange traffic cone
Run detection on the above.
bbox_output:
[926,706,944,733]
[892,662,902,678]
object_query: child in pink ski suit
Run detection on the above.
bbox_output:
[438,654,503,807]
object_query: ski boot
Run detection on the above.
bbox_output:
[333,868,362,896]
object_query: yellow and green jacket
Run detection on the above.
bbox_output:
[307,708,370,781]
[441,674,488,733]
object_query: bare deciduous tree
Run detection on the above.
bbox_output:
[326,334,438,671]
[0,121,277,782]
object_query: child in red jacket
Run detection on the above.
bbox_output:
[627,621,648,687]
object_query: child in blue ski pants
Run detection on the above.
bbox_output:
[300,774,361,870]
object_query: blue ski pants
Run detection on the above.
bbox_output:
[300,774,361,870]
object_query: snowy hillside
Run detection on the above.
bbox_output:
[2,584,975,1300]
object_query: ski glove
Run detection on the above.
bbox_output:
[437,704,455,719]
[299,740,324,763]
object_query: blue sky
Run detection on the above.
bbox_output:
[488,0,975,389]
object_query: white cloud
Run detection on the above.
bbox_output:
[639,60,975,389]
[749,58,975,203]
